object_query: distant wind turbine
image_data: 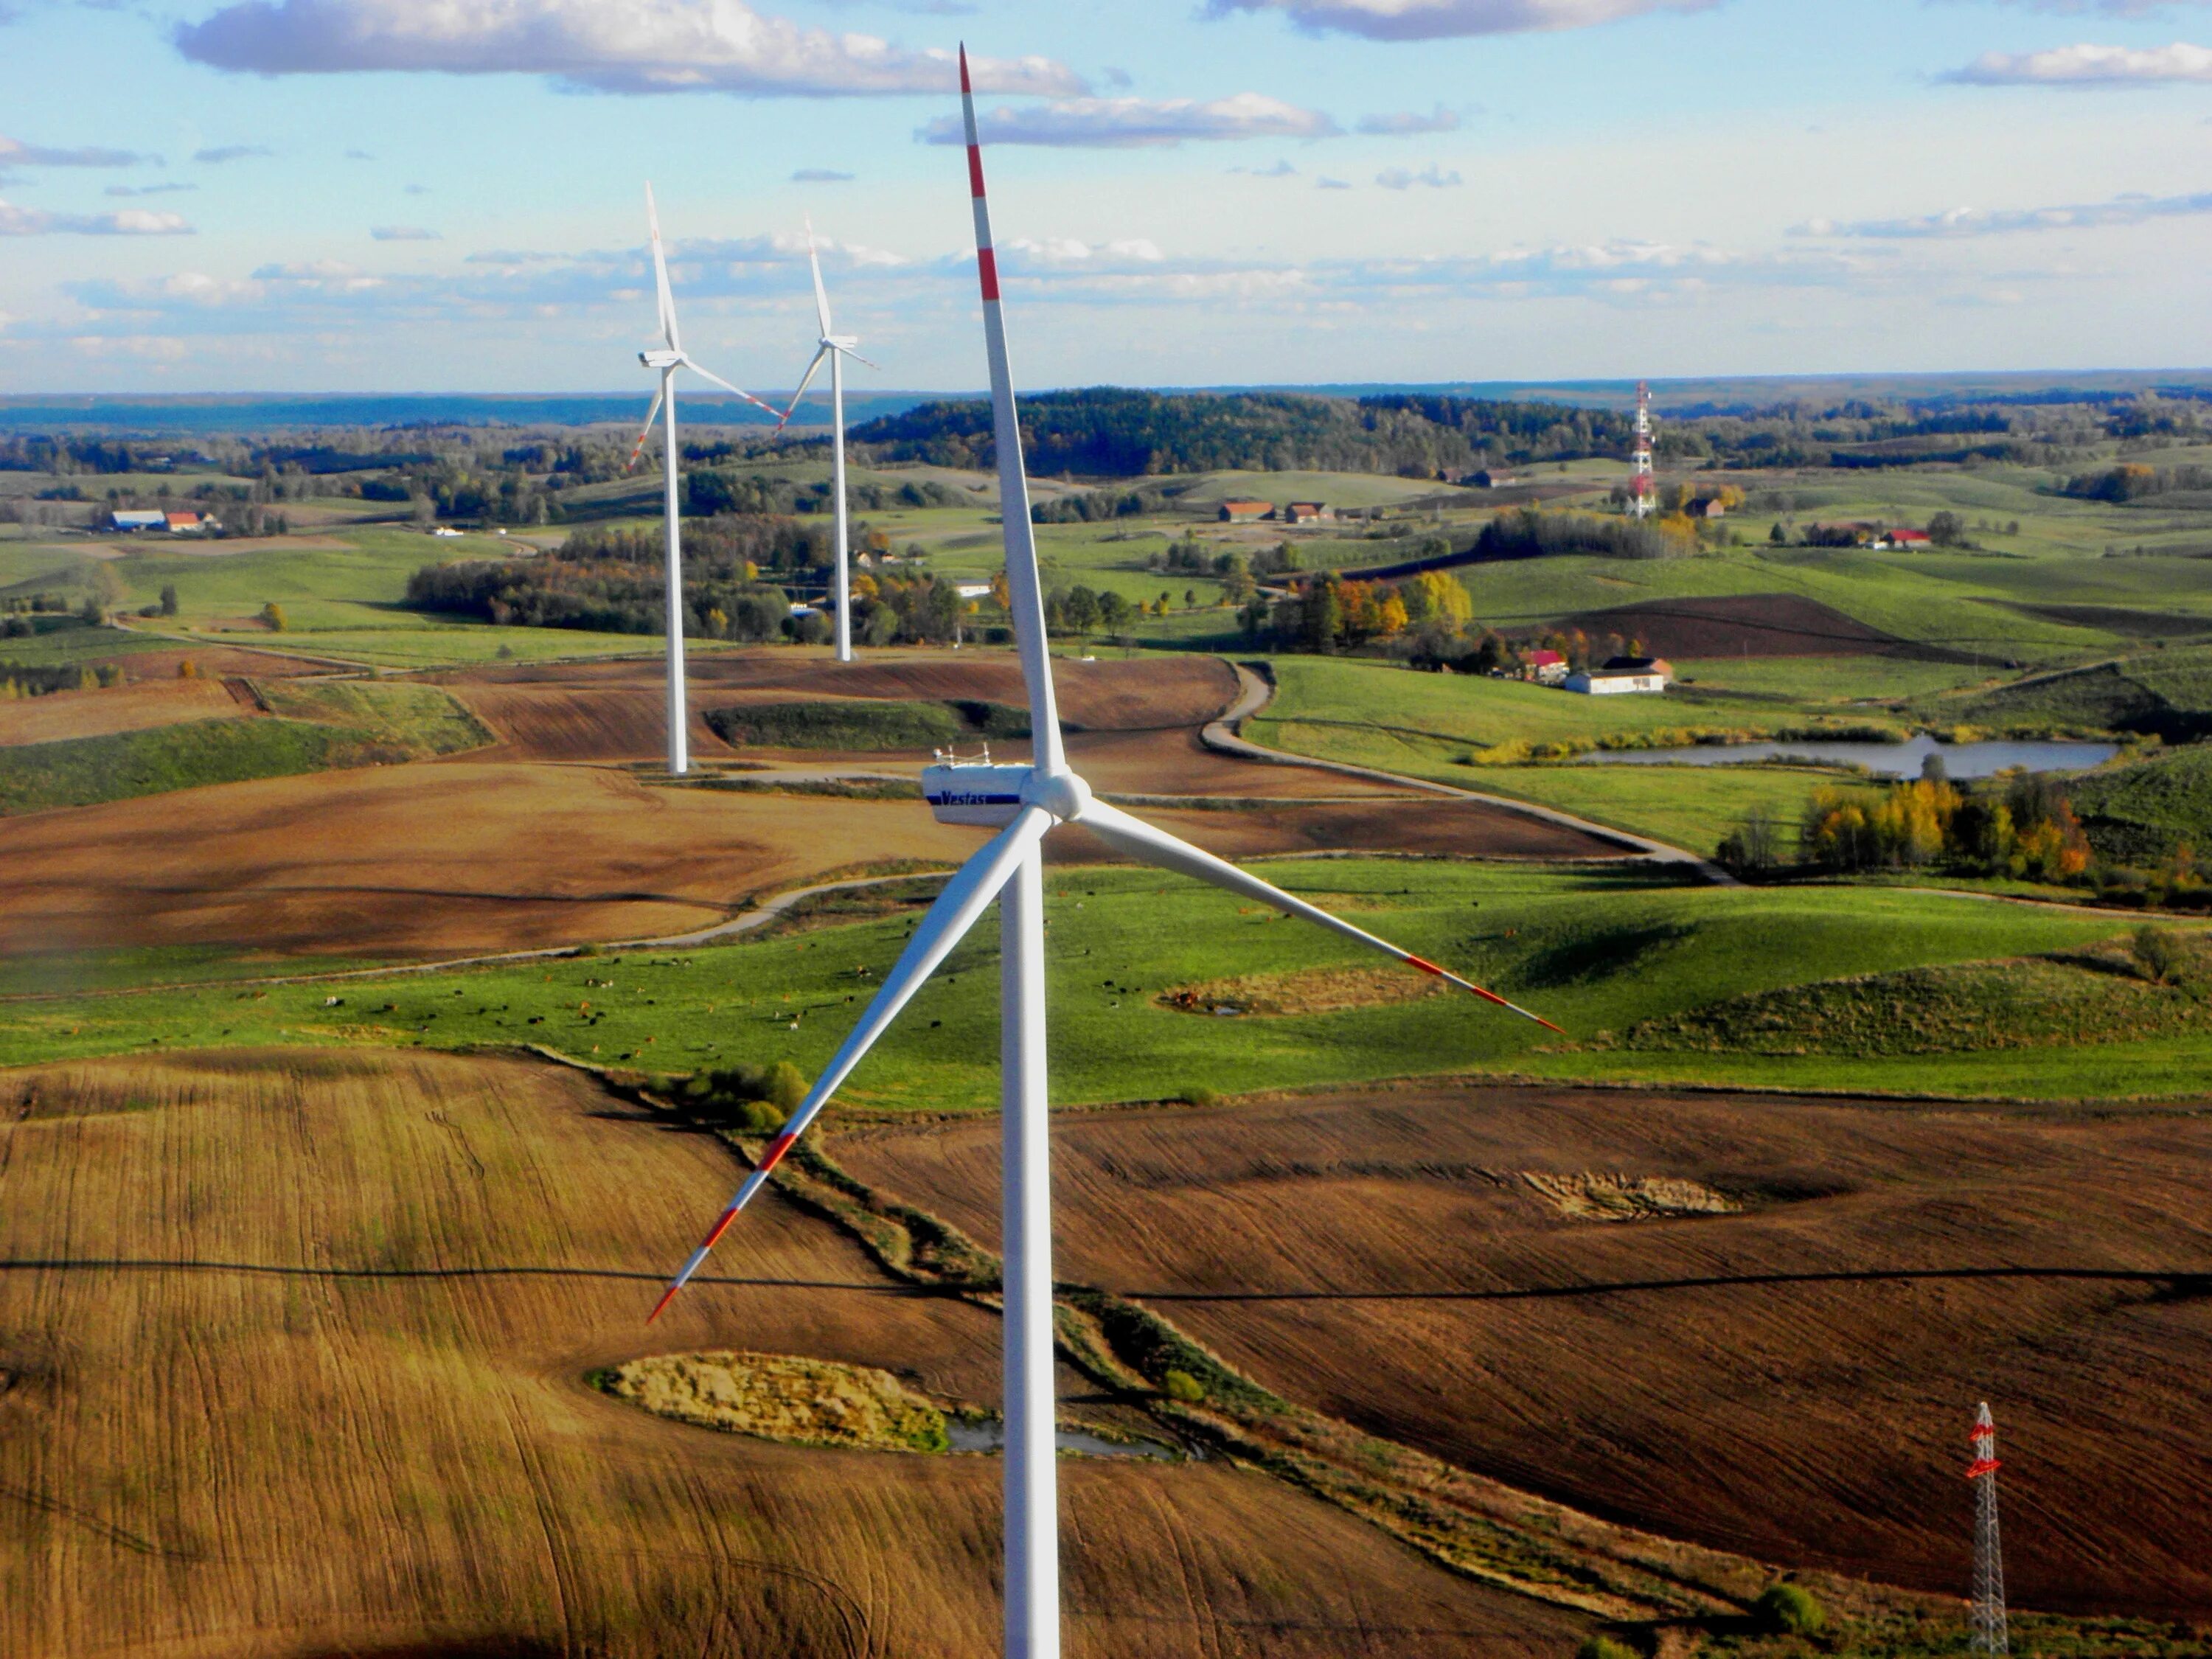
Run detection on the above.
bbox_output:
[780,218,877,664]
[645,49,1564,1659]
[627,183,784,775]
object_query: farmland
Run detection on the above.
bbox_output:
[4,384,2212,1655]
[0,1048,1583,1658]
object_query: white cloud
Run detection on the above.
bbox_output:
[1944,41,2212,83]
[1355,104,1461,134]
[173,0,1083,97]
[1793,189,2212,237]
[371,224,439,240]
[918,93,1338,147]
[1376,163,1463,188]
[0,199,195,235]
[1316,175,1352,189]
[1229,158,1299,175]
[792,167,854,181]
[107,182,199,198]
[0,135,153,167]
[194,143,274,163]
[1203,0,1714,41]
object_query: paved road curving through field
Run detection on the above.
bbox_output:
[1201,661,1739,883]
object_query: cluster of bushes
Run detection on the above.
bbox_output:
[687,467,971,518]
[1475,508,1681,563]
[1719,772,2093,882]
[0,661,127,698]
[673,1061,810,1131]
[2062,462,2212,503]
[1240,568,1476,655]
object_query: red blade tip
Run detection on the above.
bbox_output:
[958,44,970,94]
[646,1282,683,1324]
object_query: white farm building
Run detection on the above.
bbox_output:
[1565,655,1672,695]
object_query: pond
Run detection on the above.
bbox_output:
[1579,733,2118,780]
[946,1419,1181,1459]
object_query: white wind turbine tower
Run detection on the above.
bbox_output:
[779,218,877,664]
[627,184,785,774]
[645,49,1564,1659]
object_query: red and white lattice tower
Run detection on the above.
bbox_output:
[1630,380,1655,518]
[1968,1402,2010,1654]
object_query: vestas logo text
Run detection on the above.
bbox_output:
[929,793,1023,807]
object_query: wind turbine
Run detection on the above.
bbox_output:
[647,49,1564,1659]
[627,183,785,775]
[780,218,877,664]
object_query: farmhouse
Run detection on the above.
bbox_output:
[1282,501,1333,524]
[952,582,995,601]
[1219,499,1273,523]
[1521,647,1569,685]
[108,509,165,532]
[1877,528,1932,550]
[1467,469,1522,489]
[1565,655,1672,695]
[162,511,209,534]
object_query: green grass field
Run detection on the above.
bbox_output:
[0,718,344,814]
[2070,745,2212,864]
[4,861,2195,1101]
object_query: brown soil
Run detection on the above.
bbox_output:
[0,761,990,959]
[0,1048,1585,1658]
[1548,594,1970,661]
[0,676,245,746]
[0,646,1619,963]
[831,1082,2212,1619]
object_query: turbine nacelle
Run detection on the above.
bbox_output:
[640,348,683,370]
[922,759,1092,828]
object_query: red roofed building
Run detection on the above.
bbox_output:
[163,511,209,533]
[1522,647,1568,685]
[1218,499,1273,523]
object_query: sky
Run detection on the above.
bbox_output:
[1,0,2211,394]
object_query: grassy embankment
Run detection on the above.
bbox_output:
[701,698,1027,751]
[0,678,490,814]
[8,860,2206,1100]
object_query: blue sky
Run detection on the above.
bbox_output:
[2,0,2210,393]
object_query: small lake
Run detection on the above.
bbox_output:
[1579,733,2118,780]
[947,1419,1180,1459]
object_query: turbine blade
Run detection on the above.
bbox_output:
[1075,799,1564,1034]
[781,344,832,428]
[646,182,681,355]
[678,358,785,422]
[805,215,832,338]
[959,44,1065,775]
[647,805,1054,1321]
[625,383,665,473]
[842,347,881,372]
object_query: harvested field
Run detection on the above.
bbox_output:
[0,675,243,746]
[832,1082,2212,1618]
[0,1047,1586,1658]
[1549,594,1968,661]
[0,761,988,959]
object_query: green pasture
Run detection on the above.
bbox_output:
[0,619,181,668]
[1164,470,1470,512]
[2,861,2194,1101]
[1672,655,2000,704]
[1251,655,1882,755]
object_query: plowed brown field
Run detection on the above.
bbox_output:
[1550,594,1968,661]
[0,647,1621,963]
[0,1048,1587,1658]
[0,676,245,746]
[832,1083,2212,1619]
[0,762,988,959]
